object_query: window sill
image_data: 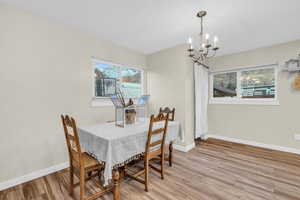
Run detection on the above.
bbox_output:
[209,99,279,105]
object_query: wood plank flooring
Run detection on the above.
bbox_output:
[1,138,300,200]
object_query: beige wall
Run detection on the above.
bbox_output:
[2,1,300,185]
[147,40,300,151]
[209,40,300,149]
[147,44,195,146]
[0,4,146,182]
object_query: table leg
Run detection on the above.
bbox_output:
[169,141,173,167]
[113,170,120,200]
[119,166,125,180]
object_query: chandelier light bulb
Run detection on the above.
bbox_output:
[214,36,218,45]
[188,37,192,44]
[205,33,210,40]
[188,37,193,50]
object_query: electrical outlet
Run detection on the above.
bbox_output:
[294,134,300,141]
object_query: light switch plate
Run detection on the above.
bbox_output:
[294,134,300,141]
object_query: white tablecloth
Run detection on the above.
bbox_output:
[78,120,183,185]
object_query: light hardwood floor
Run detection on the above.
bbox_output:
[1,139,300,200]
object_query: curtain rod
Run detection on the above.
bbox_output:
[194,61,210,69]
[209,62,278,73]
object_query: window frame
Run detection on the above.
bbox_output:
[91,58,145,106]
[209,64,279,105]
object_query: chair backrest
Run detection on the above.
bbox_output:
[145,113,169,155]
[61,115,83,165]
[159,107,175,121]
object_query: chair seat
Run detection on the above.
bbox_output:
[73,152,103,171]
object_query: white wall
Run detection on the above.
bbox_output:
[0,4,146,183]
[209,40,300,149]
[147,44,195,146]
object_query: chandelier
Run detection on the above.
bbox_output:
[187,11,219,68]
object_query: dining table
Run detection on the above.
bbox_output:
[77,118,183,200]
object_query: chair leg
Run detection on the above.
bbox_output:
[79,167,85,200]
[169,142,173,167]
[161,154,165,180]
[145,159,149,192]
[69,165,74,196]
[98,169,103,183]
[87,171,92,178]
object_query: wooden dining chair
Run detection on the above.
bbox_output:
[159,107,175,166]
[61,115,111,200]
[125,112,169,192]
[159,107,175,121]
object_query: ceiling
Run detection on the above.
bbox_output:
[1,0,300,55]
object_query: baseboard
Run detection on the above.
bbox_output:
[0,162,68,191]
[0,142,196,191]
[174,142,195,152]
[0,142,195,191]
[204,135,300,155]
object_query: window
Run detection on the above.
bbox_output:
[93,59,143,99]
[241,68,275,99]
[213,72,237,98]
[210,64,278,105]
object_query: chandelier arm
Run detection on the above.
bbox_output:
[190,55,199,63]
[191,53,201,64]
[194,51,203,63]
[206,50,217,58]
[195,53,201,62]
[195,55,202,63]
[193,60,210,69]
[206,47,210,55]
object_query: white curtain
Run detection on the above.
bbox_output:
[194,63,209,139]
